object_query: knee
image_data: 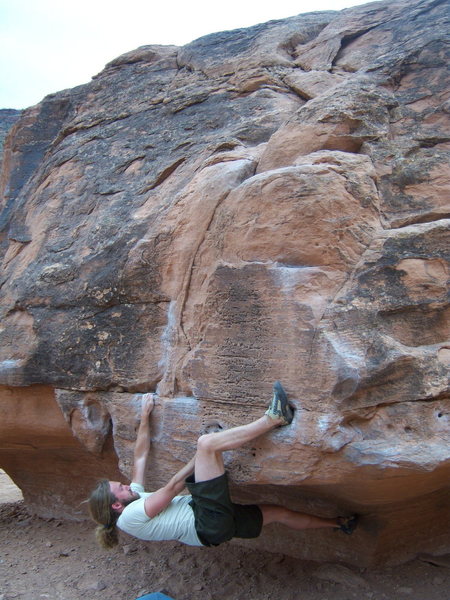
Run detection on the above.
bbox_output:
[197,433,216,453]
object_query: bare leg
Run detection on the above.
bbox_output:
[260,505,338,530]
[195,415,281,482]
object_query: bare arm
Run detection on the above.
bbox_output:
[131,394,155,486]
[144,455,196,518]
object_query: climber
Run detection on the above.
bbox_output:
[88,383,358,549]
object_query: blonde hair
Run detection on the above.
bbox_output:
[88,479,120,549]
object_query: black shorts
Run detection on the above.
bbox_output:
[185,472,263,547]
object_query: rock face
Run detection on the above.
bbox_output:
[0,109,22,165]
[0,0,449,567]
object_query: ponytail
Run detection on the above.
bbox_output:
[95,522,119,549]
[88,479,120,549]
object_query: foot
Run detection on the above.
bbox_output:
[336,515,359,535]
[265,381,294,426]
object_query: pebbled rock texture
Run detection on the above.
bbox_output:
[0,0,449,566]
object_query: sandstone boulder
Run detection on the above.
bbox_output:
[0,0,449,566]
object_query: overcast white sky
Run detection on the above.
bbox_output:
[0,0,371,110]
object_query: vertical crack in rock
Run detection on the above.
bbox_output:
[156,157,258,397]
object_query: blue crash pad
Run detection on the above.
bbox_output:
[136,594,175,600]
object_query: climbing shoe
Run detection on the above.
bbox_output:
[337,515,359,535]
[265,381,294,426]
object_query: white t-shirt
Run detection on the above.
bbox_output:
[116,482,203,547]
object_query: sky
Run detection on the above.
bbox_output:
[0,0,371,110]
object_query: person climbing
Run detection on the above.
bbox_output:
[88,383,358,549]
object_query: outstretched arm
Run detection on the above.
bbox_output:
[131,393,155,486]
[144,454,196,518]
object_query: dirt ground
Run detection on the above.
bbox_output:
[1,471,449,600]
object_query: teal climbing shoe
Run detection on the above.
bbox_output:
[337,515,359,535]
[265,381,294,426]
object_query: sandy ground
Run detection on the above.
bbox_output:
[1,471,449,600]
